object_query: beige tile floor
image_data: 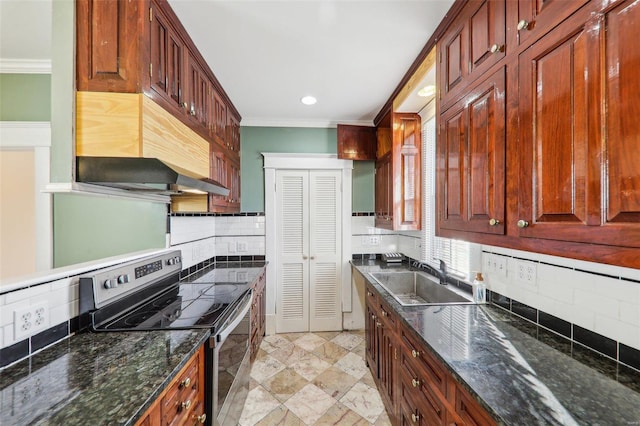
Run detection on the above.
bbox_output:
[239,330,392,425]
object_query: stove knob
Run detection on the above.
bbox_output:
[167,258,176,266]
[103,279,114,289]
[175,256,182,264]
[117,274,130,284]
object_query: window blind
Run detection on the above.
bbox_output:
[421,116,471,280]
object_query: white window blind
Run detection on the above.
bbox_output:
[421,116,471,280]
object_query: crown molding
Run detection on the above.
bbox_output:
[0,58,52,74]
[240,117,374,128]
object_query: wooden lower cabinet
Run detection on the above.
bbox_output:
[135,345,206,426]
[250,270,266,361]
[365,287,496,426]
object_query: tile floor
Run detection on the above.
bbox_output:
[239,330,392,425]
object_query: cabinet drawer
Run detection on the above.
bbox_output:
[378,301,397,330]
[161,352,202,425]
[455,385,496,426]
[400,328,447,395]
[365,284,378,305]
[400,357,446,425]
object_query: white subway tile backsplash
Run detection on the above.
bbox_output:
[620,301,640,326]
[2,324,15,347]
[595,314,639,349]
[170,216,216,245]
[574,290,619,318]
[50,302,73,327]
[5,283,51,304]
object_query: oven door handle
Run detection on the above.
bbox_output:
[216,292,251,344]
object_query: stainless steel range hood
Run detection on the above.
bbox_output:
[76,156,229,197]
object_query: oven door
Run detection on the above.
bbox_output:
[210,291,251,426]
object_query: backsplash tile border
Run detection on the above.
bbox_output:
[170,212,265,217]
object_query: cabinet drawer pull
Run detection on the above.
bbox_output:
[517,19,530,31]
[181,400,192,410]
[371,314,376,320]
[193,413,207,423]
[489,218,501,226]
[517,219,529,228]
[411,413,420,422]
[412,349,420,358]
[179,377,191,389]
[367,291,372,296]
[412,378,420,387]
[376,321,382,327]
[489,44,503,53]
[381,310,387,317]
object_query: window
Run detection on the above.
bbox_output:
[421,107,473,281]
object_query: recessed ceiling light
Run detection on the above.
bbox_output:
[301,95,317,105]
[418,85,436,98]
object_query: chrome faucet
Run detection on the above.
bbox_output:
[437,259,448,285]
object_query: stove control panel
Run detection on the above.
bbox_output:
[79,250,182,309]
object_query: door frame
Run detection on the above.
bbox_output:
[263,153,353,335]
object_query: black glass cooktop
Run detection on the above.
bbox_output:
[94,282,250,332]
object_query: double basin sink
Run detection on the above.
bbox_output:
[368,270,474,306]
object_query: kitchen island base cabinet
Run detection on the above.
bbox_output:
[135,345,206,425]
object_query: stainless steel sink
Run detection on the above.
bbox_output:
[368,271,474,306]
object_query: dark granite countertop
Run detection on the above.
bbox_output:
[0,262,267,426]
[0,329,209,426]
[352,260,640,426]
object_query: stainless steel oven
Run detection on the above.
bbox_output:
[209,290,251,426]
[78,251,255,426]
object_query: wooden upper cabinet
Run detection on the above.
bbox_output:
[337,125,377,160]
[439,0,505,111]
[375,114,421,231]
[393,113,422,231]
[149,1,184,109]
[213,92,227,143]
[438,68,505,235]
[186,53,210,129]
[76,0,144,92]
[227,113,241,158]
[515,0,589,48]
[517,1,640,248]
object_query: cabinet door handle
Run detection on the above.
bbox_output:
[302,255,308,260]
[412,349,420,358]
[371,314,377,320]
[489,218,501,226]
[179,377,191,389]
[489,44,503,53]
[412,378,420,387]
[367,291,372,297]
[517,19,530,31]
[376,321,382,327]
[517,219,529,228]
[193,413,207,424]
[411,412,420,422]
[381,310,387,317]
[181,400,192,410]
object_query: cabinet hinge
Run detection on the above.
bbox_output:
[149,63,153,77]
[149,7,153,22]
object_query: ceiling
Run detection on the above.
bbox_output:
[0,0,453,127]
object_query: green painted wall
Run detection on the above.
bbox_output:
[0,74,51,121]
[352,161,375,212]
[53,194,167,267]
[240,126,374,213]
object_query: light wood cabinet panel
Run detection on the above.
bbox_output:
[438,68,505,235]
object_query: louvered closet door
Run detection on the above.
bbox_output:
[276,171,310,332]
[275,169,342,333]
[309,170,342,331]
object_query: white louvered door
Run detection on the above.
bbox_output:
[275,169,342,333]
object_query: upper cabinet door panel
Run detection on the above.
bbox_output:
[392,113,422,231]
[517,9,603,244]
[438,68,505,235]
[604,0,640,240]
[77,0,143,92]
[469,0,506,74]
[516,0,589,47]
[439,0,506,111]
[150,2,184,109]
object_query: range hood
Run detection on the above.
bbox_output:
[76,156,229,197]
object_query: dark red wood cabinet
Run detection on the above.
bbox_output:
[77,0,242,213]
[337,124,377,160]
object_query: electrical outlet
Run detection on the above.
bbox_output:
[14,302,49,340]
[515,260,537,286]
[369,235,380,246]
[236,241,248,252]
[495,255,508,278]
